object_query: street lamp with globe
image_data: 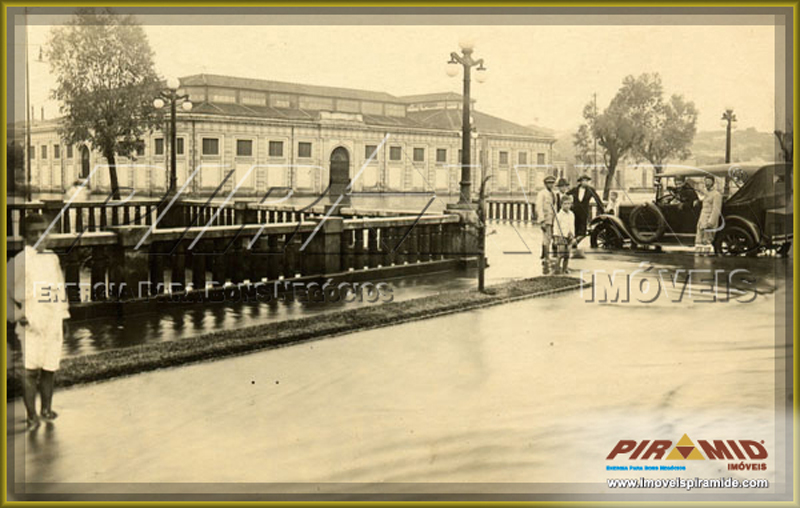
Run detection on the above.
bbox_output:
[720,107,738,196]
[154,77,192,194]
[447,38,486,207]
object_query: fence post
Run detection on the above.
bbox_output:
[108,226,153,301]
[310,216,343,275]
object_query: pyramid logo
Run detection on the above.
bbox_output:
[666,434,705,460]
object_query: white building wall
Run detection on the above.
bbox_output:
[26,117,554,198]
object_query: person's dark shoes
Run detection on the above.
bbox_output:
[26,417,40,432]
[40,409,58,421]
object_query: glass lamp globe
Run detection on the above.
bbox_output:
[458,37,475,51]
[475,71,487,83]
[153,98,165,109]
[166,76,180,90]
[182,101,193,111]
[446,66,459,78]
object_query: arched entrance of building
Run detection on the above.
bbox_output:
[329,146,351,207]
[80,145,91,179]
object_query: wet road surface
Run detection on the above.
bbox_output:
[7,222,792,496]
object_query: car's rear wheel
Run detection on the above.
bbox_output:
[713,225,759,256]
[628,203,666,244]
[590,222,624,250]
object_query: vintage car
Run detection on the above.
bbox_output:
[588,162,793,256]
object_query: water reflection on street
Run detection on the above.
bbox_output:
[59,221,787,358]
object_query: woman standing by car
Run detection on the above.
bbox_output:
[694,175,723,256]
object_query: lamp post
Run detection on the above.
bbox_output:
[720,107,737,196]
[154,77,192,194]
[447,38,486,207]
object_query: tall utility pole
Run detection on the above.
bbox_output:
[24,7,32,201]
[721,108,737,196]
[592,92,598,181]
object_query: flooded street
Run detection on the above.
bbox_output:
[9,221,791,495]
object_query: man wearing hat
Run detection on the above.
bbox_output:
[555,178,570,209]
[535,175,558,274]
[567,174,605,238]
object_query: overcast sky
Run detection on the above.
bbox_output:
[22,13,779,134]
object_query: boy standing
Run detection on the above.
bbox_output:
[552,195,577,274]
[7,213,70,431]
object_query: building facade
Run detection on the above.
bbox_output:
[24,74,557,199]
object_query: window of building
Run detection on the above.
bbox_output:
[297,142,312,158]
[365,145,378,160]
[29,145,34,159]
[237,139,253,157]
[66,145,73,159]
[185,87,206,103]
[41,145,47,159]
[518,151,528,165]
[413,147,425,162]
[208,87,236,104]
[336,99,360,113]
[299,96,334,111]
[135,141,145,157]
[269,94,291,108]
[240,91,267,106]
[176,138,185,155]
[385,104,406,117]
[361,102,383,115]
[436,148,447,163]
[537,153,546,166]
[53,144,60,159]
[202,138,219,156]
[155,138,165,156]
[499,151,509,165]
[269,141,284,157]
[389,146,402,161]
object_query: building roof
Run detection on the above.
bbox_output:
[186,99,550,139]
[180,74,401,103]
[399,92,465,104]
[407,109,553,138]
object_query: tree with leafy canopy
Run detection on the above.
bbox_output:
[575,73,668,199]
[636,93,698,174]
[47,8,162,199]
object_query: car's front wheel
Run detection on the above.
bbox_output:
[713,225,759,256]
[590,222,624,250]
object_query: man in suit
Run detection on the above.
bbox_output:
[567,174,604,238]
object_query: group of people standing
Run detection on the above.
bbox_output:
[534,172,725,272]
[535,174,604,274]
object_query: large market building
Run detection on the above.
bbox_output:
[22,74,558,198]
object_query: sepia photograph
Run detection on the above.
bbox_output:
[3,3,796,503]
